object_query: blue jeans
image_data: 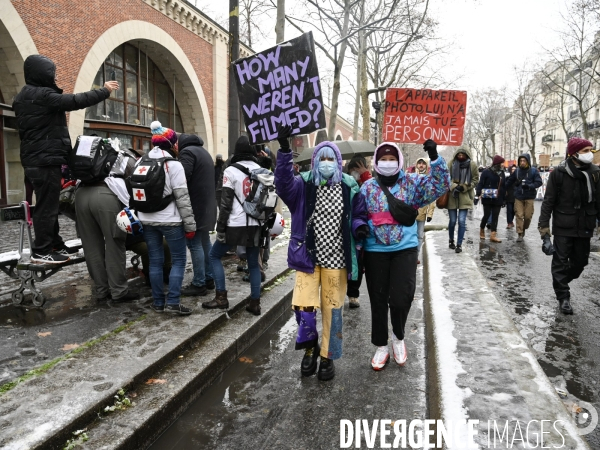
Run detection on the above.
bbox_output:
[210,240,261,299]
[186,230,213,286]
[506,202,515,224]
[144,225,187,306]
[448,209,468,245]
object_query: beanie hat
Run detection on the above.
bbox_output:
[492,155,505,166]
[567,137,593,156]
[234,136,253,155]
[150,121,177,150]
[375,143,400,163]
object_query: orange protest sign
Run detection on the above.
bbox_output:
[383,88,467,146]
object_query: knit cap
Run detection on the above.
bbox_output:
[492,155,505,166]
[567,137,593,156]
[150,121,177,150]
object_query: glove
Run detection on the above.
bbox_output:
[455,185,465,192]
[185,231,195,240]
[474,197,479,205]
[542,235,555,255]
[538,227,551,238]
[522,181,531,189]
[426,217,432,222]
[423,139,438,161]
[216,232,226,243]
[355,225,369,240]
[452,188,461,198]
[277,124,293,152]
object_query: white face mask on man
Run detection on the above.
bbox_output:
[377,160,399,176]
[576,152,594,164]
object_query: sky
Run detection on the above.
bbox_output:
[192,0,568,119]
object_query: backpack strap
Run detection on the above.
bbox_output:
[231,163,251,177]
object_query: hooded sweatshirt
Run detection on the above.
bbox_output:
[505,153,543,200]
[13,55,111,167]
[360,143,450,252]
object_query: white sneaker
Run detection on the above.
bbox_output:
[371,346,389,371]
[392,334,407,366]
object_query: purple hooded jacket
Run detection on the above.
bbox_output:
[275,142,368,280]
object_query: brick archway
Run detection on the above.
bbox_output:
[70,20,213,152]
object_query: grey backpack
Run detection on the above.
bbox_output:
[231,163,278,221]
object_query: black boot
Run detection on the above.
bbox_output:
[246,298,261,316]
[559,298,573,315]
[317,357,335,381]
[448,240,456,249]
[301,344,320,377]
[202,290,229,309]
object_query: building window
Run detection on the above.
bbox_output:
[85,43,182,131]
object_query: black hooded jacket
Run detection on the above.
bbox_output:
[177,134,217,232]
[13,55,111,167]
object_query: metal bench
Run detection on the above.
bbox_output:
[0,201,84,307]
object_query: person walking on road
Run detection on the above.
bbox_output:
[178,133,217,297]
[203,136,264,316]
[506,154,543,242]
[505,165,517,229]
[13,55,118,264]
[275,126,368,381]
[476,155,506,243]
[415,157,435,263]
[140,122,196,315]
[538,138,600,315]
[345,155,373,309]
[361,140,450,371]
[447,146,479,253]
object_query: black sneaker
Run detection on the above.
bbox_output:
[181,284,208,296]
[455,245,462,253]
[165,304,192,315]
[150,303,165,313]
[448,240,456,250]
[54,244,79,255]
[205,279,215,290]
[113,291,140,302]
[317,357,335,381]
[31,252,70,264]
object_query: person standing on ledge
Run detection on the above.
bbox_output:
[13,55,118,264]
[538,138,600,315]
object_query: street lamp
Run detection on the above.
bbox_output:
[372,101,381,146]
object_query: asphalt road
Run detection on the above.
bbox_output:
[459,204,600,447]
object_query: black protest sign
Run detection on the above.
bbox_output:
[234,32,326,144]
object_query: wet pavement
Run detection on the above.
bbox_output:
[449,205,600,448]
[148,267,428,449]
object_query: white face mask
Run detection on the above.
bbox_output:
[350,171,360,181]
[378,160,399,176]
[576,152,594,164]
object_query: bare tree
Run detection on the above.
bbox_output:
[539,0,600,139]
[467,88,510,164]
[239,0,274,48]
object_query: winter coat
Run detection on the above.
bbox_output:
[178,134,217,232]
[217,159,263,247]
[13,55,110,168]
[361,157,450,252]
[447,146,479,210]
[505,176,516,203]
[275,144,368,281]
[476,168,506,206]
[136,148,196,232]
[214,161,225,192]
[539,160,600,238]
[505,154,543,201]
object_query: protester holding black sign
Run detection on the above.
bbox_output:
[275,126,368,381]
[361,141,450,371]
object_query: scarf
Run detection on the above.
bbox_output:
[451,159,472,185]
[564,158,593,209]
[378,173,399,187]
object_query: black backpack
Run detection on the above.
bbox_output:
[126,155,176,213]
[70,136,119,183]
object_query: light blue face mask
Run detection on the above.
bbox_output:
[318,161,337,179]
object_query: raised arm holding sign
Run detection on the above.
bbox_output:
[233,32,326,144]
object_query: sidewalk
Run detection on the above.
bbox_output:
[423,211,590,449]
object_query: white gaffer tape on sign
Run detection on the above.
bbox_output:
[134,165,151,176]
[134,189,147,201]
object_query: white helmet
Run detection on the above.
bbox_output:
[116,207,143,235]
[269,213,285,237]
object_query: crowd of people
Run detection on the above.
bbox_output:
[12,54,600,380]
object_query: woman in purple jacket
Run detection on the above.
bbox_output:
[275,127,368,381]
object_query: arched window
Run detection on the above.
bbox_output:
[85,43,183,151]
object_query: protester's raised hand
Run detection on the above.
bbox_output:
[423,139,438,161]
[277,124,293,152]
[104,81,119,92]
